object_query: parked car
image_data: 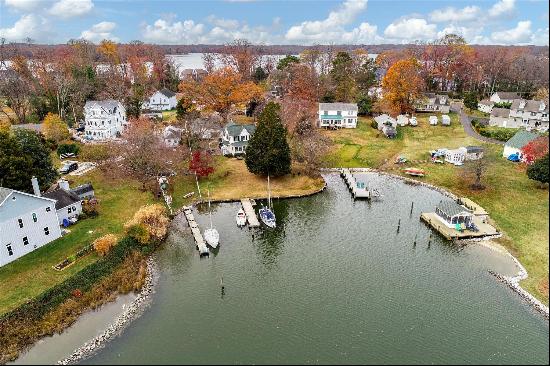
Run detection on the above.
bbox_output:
[60,162,78,174]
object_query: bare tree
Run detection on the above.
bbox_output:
[462,154,491,190]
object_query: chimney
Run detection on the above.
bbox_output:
[58,179,70,191]
[31,176,41,197]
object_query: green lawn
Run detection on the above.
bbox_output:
[162,110,177,122]
[0,170,154,315]
[323,113,549,304]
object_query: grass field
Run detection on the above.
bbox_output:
[323,113,549,304]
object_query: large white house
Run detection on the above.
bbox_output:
[489,99,549,132]
[0,185,61,267]
[84,100,127,141]
[220,121,256,156]
[318,103,358,129]
[143,89,177,111]
[490,92,521,104]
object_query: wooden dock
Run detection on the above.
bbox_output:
[340,169,371,199]
[420,212,499,240]
[181,206,209,256]
[241,198,260,227]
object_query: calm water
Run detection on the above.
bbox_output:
[74,173,546,364]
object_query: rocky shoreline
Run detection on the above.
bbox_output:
[346,168,548,320]
[57,256,159,365]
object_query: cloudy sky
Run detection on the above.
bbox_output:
[0,0,548,45]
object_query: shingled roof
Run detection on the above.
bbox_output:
[224,121,256,137]
[436,200,472,217]
[43,189,81,210]
[505,129,540,149]
[159,88,176,98]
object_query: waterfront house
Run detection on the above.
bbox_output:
[502,129,540,159]
[84,100,127,141]
[441,115,451,126]
[416,93,450,114]
[508,99,548,132]
[477,99,494,114]
[220,121,256,156]
[143,89,177,111]
[318,103,358,129]
[0,183,61,267]
[490,92,521,104]
[435,200,474,228]
[43,187,82,226]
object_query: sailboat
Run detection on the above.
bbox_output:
[259,175,276,228]
[203,189,220,248]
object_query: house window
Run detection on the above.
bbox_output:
[68,207,72,214]
[23,237,29,246]
[44,227,50,236]
[32,213,37,222]
[18,218,23,228]
[6,244,13,256]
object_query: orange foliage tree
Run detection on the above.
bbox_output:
[379,58,424,115]
[179,67,263,123]
[92,234,118,256]
[124,204,170,245]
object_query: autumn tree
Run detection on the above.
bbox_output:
[245,102,291,177]
[189,150,214,178]
[378,58,424,115]
[521,136,549,165]
[179,67,263,123]
[219,39,261,80]
[42,113,70,143]
[125,204,170,245]
[93,234,117,256]
[0,70,32,123]
[276,63,319,102]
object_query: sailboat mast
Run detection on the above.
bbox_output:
[267,174,271,208]
[208,189,213,229]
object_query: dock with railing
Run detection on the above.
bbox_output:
[181,206,209,256]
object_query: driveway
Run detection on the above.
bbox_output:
[453,105,504,145]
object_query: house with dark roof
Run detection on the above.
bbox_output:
[435,200,474,228]
[490,92,521,104]
[70,183,95,201]
[318,103,358,129]
[489,107,516,128]
[43,188,82,226]
[143,89,177,111]
[0,187,61,267]
[220,121,256,156]
[415,93,450,114]
[503,129,540,159]
[477,99,494,114]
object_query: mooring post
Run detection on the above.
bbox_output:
[410,201,414,216]
[397,218,401,233]
[414,233,417,245]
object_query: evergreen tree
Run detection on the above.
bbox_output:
[330,51,357,102]
[527,154,549,184]
[245,102,291,177]
[463,92,479,111]
[277,55,300,70]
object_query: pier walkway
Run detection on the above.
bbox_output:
[340,169,371,199]
[181,206,209,256]
[241,198,260,227]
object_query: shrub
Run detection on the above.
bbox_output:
[527,154,549,184]
[80,144,111,162]
[93,234,118,256]
[58,143,80,156]
[124,204,169,245]
[82,199,99,218]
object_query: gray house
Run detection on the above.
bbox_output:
[416,93,450,114]
[220,121,256,156]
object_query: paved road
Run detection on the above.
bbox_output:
[453,105,504,145]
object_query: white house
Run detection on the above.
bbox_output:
[0,184,62,267]
[508,99,549,132]
[429,115,438,125]
[416,93,450,113]
[163,126,183,147]
[490,92,521,104]
[478,99,494,114]
[318,103,358,129]
[143,89,177,111]
[502,129,540,159]
[397,115,409,126]
[84,100,127,141]
[220,121,256,156]
[43,180,82,226]
[489,108,516,128]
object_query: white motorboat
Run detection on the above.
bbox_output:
[259,175,276,228]
[204,189,219,248]
[236,208,247,227]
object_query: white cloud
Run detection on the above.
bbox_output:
[530,27,549,46]
[142,18,205,44]
[80,21,118,43]
[284,0,370,43]
[429,5,481,23]
[489,0,515,19]
[49,0,94,19]
[206,15,240,30]
[384,18,437,42]
[490,20,532,44]
[437,24,484,42]
[4,0,43,11]
[0,13,52,42]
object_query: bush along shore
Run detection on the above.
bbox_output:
[0,237,156,364]
[57,256,159,365]
[343,168,548,318]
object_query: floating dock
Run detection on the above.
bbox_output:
[420,212,499,240]
[241,198,260,227]
[340,169,371,199]
[181,206,209,256]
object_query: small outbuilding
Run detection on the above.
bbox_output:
[397,114,409,127]
[441,114,451,126]
[502,129,540,159]
[435,200,474,228]
[43,189,82,226]
[429,115,438,125]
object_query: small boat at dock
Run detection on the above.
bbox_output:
[236,209,247,227]
[204,189,219,248]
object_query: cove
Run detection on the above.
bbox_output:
[31,173,550,364]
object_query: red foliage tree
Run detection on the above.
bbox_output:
[189,150,214,178]
[521,137,549,165]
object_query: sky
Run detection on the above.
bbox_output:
[0,0,548,45]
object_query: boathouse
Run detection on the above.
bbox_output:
[435,200,473,228]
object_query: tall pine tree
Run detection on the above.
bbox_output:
[245,102,291,177]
